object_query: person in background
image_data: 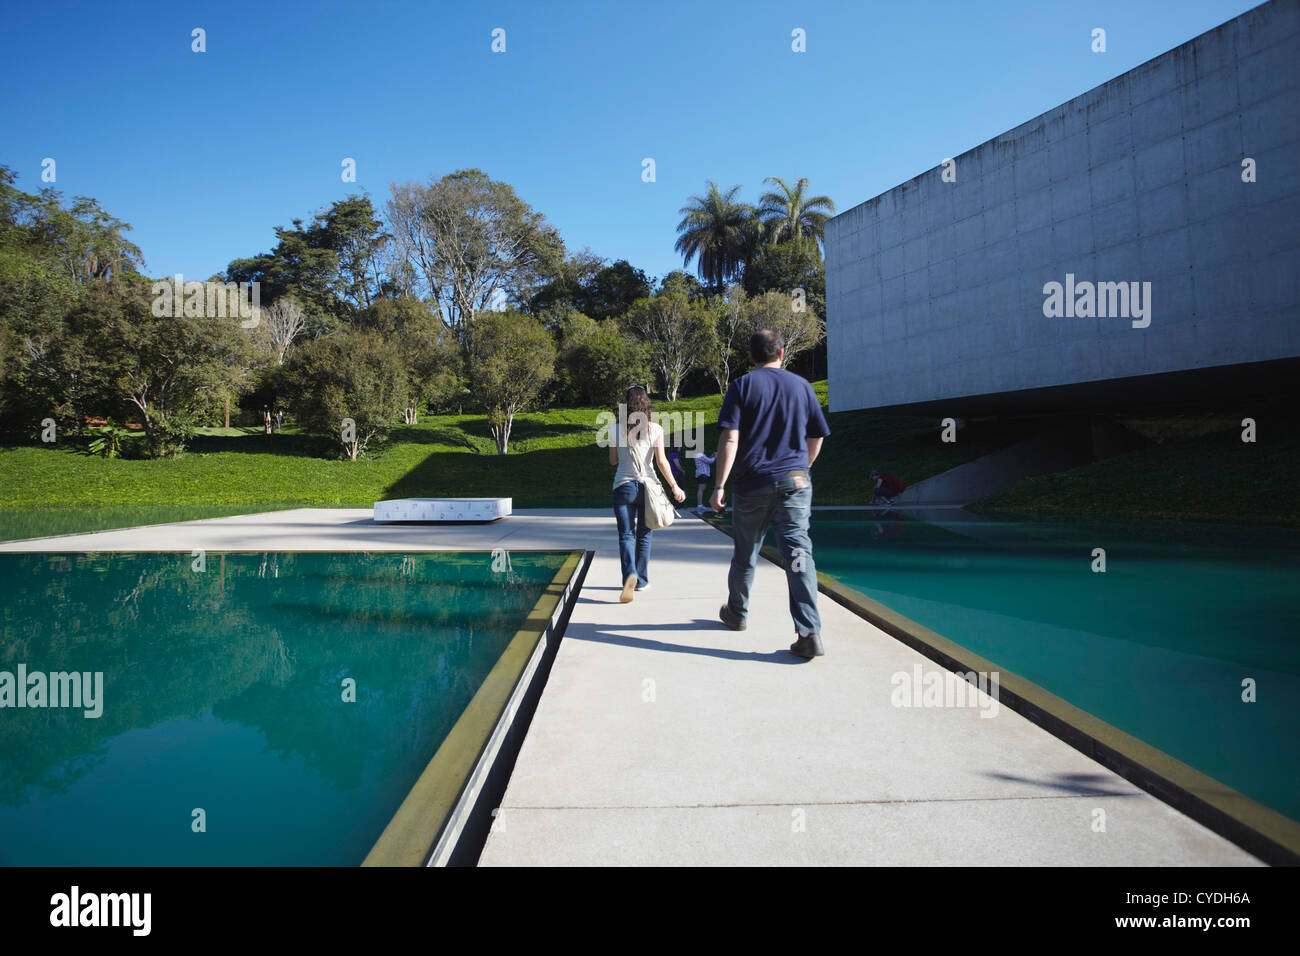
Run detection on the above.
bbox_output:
[609,386,686,603]
[693,450,716,512]
[261,406,272,440]
[667,449,686,487]
[870,470,905,506]
[711,329,830,660]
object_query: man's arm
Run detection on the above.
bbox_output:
[807,436,823,467]
[805,383,830,468]
[710,429,740,510]
[713,429,739,488]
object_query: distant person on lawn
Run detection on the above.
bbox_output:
[609,385,686,604]
[870,470,905,506]
[667,449,686,486]
[693,450,716,511]
[711,330,831,660]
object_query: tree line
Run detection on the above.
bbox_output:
[0,165,832,458]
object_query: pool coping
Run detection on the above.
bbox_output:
[362,549,591,867]
[701,513,1300,867]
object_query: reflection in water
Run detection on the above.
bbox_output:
[0,551,568,865]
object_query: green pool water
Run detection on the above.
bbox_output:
[0,550,571,865]
[740,510,1300,823]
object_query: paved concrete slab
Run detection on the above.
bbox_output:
[3,507,1261,865]
[477,513,1258,866]
[486,797,1241,867]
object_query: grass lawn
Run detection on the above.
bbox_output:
[4,385,1294,536]
[0,382,1026,513]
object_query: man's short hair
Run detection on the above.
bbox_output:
[749,329,783,364]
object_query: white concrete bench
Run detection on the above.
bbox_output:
[372,498,512,523]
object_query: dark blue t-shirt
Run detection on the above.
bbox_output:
[717,367,830,493]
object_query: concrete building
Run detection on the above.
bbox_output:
[824,0,1300,415]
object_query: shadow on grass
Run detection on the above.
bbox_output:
[186,432,335,458]
[382,442,614,505]
[386,424,486,450]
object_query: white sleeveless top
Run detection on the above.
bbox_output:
[613,421,663,488]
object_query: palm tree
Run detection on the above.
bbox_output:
[675,181,754,294]
[757,177,836,254]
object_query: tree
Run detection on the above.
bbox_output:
[708,285,748,394]
[743,290,825,370]
[282,331,409,460]
[468,310,555,454]
[527,248,603,317]
[95,279,249,457]
[757,176,836,253]
[580,259,653,320]
[225,195,386,330]
[558,315,652,409]
[404,325,463,423]
[674,181,754,294]
[0,245,80,424]
[353,295,463,422]
[386,170,564,360]
[552,311,599,404]
[0,166,144,285]
[625,291,716,401]
[7,278,107,431]
[358,294,437,337]
[226,224,340,327]
[658,269,706,301]
[259,297,310,365]
[742,238,826,314]
[315,195,388,312]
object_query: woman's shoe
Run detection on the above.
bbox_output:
[620,574,637,603]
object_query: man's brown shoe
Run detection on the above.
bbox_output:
[790,633,825,659]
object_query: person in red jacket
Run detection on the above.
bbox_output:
[870,470,905,505]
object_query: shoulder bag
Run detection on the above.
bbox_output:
[631,433,676,530]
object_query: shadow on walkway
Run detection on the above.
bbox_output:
[981,771,1138,797]
[568,623,806,665]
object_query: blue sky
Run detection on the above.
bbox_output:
[0,0,1263,283]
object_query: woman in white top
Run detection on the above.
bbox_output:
[608,385,686,603]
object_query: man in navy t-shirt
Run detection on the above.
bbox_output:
[710,329,830,659]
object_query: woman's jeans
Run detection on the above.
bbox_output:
[726,473,822,636]
[613,480,652,587]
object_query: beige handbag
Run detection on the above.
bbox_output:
[631,436,676,530]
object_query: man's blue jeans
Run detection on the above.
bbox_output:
[613,480,652,587]
[726,474,822,636]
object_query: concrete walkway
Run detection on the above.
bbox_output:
[3,508,1260,865]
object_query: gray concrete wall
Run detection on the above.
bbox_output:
[825,0,1300,413]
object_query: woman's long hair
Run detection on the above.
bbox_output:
[623,386,653,444]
